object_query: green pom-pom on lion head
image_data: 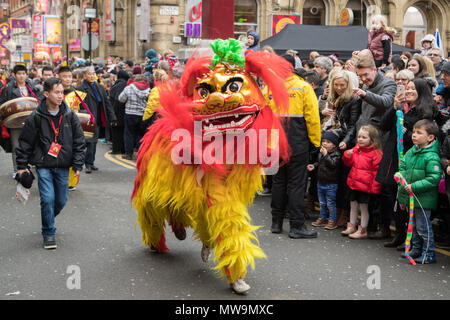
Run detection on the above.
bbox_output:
[209,38,245,69]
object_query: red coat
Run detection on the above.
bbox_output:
[342,144,383,194]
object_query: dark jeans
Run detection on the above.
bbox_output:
[37,168,69,237]
[318,183,338,221]
[412,209,435,257]
[85,141,97,167]
[124,114,144,155]
[271,153,309,226]
[111,125,125,154]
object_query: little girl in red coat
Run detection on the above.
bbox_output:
[341,125,383,239]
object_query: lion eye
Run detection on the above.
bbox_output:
[227,81,243,93]
[198,87,210,99]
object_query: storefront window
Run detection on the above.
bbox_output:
[234,0,258,38]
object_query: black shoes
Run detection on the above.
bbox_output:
[43,236,57,250]
[271,218,283,234]
[384,234,406,248]
[289,224,318,239]
[123,154,133,160]
[85,165,98,174]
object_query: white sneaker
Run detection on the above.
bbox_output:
[201,244,210,262]
[230,279,251,294]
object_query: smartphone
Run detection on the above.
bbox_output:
[397,84,405,96]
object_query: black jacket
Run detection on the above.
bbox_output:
[375,106,398,186]
[76,80,117,141]
[109,78,128,127]
[15,99,86,171]
[333,97,362,146]
[0,78,43,106]
[403,106,434,152]
[312,149,342,185]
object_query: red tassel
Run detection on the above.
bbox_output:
[1,125,9,139]
[156,232,169,253]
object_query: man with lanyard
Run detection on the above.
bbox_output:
[0,64,42,177]
[15,78,85,249]
[77,67,117,173]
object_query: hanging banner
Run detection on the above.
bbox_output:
[20,35,33,52]
[104,0,115,41]
[43,16,61,46]
[34,43,51,61]
[0,22,11,39]
[0,47,7,57]
[33,15,43,41]
[35,0,49,13]
[83,19,100,38]
[51,46,61,62]
[69,38,81,52]
[10,18,29,29]
[271,15,301,36]
[185,0,202,38]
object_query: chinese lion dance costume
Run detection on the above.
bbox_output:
[132,39,292,293]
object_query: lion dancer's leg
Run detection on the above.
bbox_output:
[135,202,169,253]
[205,193,266,294]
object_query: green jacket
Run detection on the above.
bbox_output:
[398,140,442,210]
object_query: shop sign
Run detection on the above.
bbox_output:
[185,0,201,38]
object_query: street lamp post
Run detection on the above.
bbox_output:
[84,8,97,65]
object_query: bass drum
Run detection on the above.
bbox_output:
[0,97,39,129]
[76,112,95,139]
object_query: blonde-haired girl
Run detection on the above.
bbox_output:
[341,125,383,239]
[368,14,396,69]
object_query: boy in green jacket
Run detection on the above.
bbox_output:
[397,119,441,264]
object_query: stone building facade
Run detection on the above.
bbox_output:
[2,0,450,65]
[67,0,447,61]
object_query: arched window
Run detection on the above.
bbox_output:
[403,7,426,49]
[234,0,259,38]
[302,0,326,25]
[345,0,367,26]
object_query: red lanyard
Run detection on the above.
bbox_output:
[50,115,63,143]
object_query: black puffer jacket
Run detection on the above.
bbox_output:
[0,78,43,106]
[312,149,342,185]
[15,99,86,171]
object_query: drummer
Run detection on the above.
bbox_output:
[0,65,42,177]
[57,66,76,95]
